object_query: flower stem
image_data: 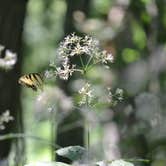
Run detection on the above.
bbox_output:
[85,96,90,164]
[85,55,93,71]
[0,133,60,149]
[79,55,85,68]
[87,122,90,162]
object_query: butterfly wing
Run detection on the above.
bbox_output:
[30,73,43,91]
[18,73,43,91]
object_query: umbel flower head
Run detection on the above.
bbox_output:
[79,82,93,105]
[47,33,114,81]
[57,33,114,63]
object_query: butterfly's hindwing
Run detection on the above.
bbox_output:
[18,73,43,91]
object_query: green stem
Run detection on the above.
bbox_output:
[107,158,150,164]
[51,111,57,161]
[85,96,90,164]
[87,122,90,162]
[85,59,101,73]
[85,55,93,72]
[79,55,85,69]
[124,158,150,163]
[0,133,61,149]
[73,68,84,74]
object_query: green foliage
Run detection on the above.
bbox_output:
[122,48,140,63]
[131,21,147,50]
[108,160,134,166]
[92,0,112,15]
[56,146,86,161]
[25,162,71,166]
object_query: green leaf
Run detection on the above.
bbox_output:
[56,146,86,161]
[122,48,140,63]
[132,20,147,50]
[25,161,71,166]
[109,160,134,166]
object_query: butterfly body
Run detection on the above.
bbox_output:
[18,73,43,91]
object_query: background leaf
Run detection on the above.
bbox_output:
[25,161,71,166]
[109,160,134,166]
[56,146,86,161]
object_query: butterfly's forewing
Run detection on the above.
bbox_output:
[18,73,43,91]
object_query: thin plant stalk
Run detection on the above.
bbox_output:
[84,118,90,164]
[51,110,58,161]
[85,96,90,164]
[85,55,94,72]
[87,121,90,163]
[0,133,60,149]
[107,158,150,164]
[79,55,85,69]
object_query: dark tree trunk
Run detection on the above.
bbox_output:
[0,0,27,162]
[155,0,166,43]
[64,0,90,35]
[56,0,91,163]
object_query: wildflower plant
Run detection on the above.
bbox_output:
[45,33,115,81]
[17,33,150,166]
[45,33,122,107]
[43,33,124,164]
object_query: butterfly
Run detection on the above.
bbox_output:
[18,73,43,91]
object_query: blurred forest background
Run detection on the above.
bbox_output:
[0,0,166,166]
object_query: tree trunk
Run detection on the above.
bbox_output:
[64,0,90,35]
[0,0,27,163]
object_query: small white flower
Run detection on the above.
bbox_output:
[107,88,113,102]
[79,83,92,97]
[62,57,69,66]
[101,51,114,64]
[115,88,123,101]
[56,64,76,80]
[0,110,14,130]
[79,83,93,105]
[5,50,17,59]
[0,49,17,70]
[70,43,84,56]
[105,53,114,63]
[0,44,4,53]
[44,70,55,79]
[107,88,124,106]
[2,110,14,122]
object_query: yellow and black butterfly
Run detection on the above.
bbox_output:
[18,73,43,91]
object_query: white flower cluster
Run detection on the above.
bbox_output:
[56,57,76,80]
[46,34,114,81]
[57,33,114,64]
[107,88,124,106]
[78,84,124,107]
[0,44,17,70]
[79,83,93,105]
[0,110,14,130]
[57,33,99,58]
